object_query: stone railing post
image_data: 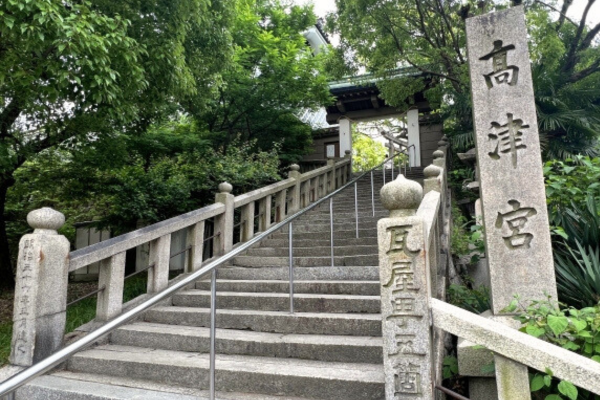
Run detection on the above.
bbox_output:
[147,234,171,293]
[288,164,301,214]
[10,208,70,367]
[214,182,234,256]
[327,157,336,193]
[423,164,443,195]
[378,176,434,399]
[96,252,126,321]
[344,150,352,183]
[186,220,205,272]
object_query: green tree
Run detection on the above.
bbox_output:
[328,0,600,158]
[352,130,387,171]
[0,0,147,288]
[195,0,332,163]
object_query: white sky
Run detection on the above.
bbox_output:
[296,0,600,31]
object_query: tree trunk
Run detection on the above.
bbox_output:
[0,178,15,291]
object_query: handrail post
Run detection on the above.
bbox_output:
[371,170,375,217]
[96,252,126,321]
[214,182,235,255]
[209,268,217,400]
[288,221,294,313]
[329,198,334,267]
[354,181,359,238]
[288,164,301,214]
[378,176,433,400]
[9,208,70,367]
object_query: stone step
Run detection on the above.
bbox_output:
[111,322,383,364]
[172,290,380,313]
[268,229,376,240]
[233,255,377,267]
[50,371,316,400]
[244,246,377,257]
[194,279,380,295]
[13,375,200,400]
[260,237,378,248]
[68,346,385,400]
[296,213,386,222]
[144,307,382,336]
[281,223,380,234]
[217,266,379,281]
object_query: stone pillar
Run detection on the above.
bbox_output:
[423,165,443,195]
[466,6,557,398]
[288,164,301,214]
[214,182,235,256]
[407,109,421,167]
[10,208,70,367]
[339,117,352,156]
[344,149,352,182]
[327,158,336,194]
[378,176,433,399]
[432,150,445,169]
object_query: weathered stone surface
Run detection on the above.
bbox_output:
[466,6,557,313]
[457,311,495,377]
[380,175,423,217]
[432,298,600,395]
[10,208,70,367]
[378,216,432,400]
[469,378,498,400]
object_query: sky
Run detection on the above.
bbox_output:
[295,0,600,29]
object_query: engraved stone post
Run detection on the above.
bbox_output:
[378,175,433,399]
[327,158,336,194]
[466,6,557,398]
[214,182,235,255]
[10,208,70,367]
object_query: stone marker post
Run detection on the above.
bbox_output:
[10,208,70,367]
[466,6,558,398]
[378,175,434,399]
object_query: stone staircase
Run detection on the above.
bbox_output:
[15,170,424,400]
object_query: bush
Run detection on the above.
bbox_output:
[505,298,600,400]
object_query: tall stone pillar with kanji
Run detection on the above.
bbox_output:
[466,6,558,398]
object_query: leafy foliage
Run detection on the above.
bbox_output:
[506,298,600,400]
[352,131,387,172]
[448,283,491,314]
[6,118,282,241]
[544,157,600,308]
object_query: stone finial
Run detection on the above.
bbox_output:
[219,182,233,194]
[380,175,423,217]
[424,164,443,178]
[345,150,351,156]
[433,150,444,159]
[437,140,447,147]
[290,164,300,172]
[27,207,65,234]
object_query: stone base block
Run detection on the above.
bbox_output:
[469,377,498,400]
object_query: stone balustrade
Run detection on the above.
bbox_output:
[9,157,351,367]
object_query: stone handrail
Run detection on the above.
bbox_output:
[69,203,226,271]
[6,156,352,368]
[432,299,600,395]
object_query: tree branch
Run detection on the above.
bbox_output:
[562,0,596,75]
[580,21,600,51]
[567,57,600,83]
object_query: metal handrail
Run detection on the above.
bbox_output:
[0,150,409,399]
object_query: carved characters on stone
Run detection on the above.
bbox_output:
[495,200,537,249]
[12,238,36,360]
[479,40,519,88]
[394,362,422,394]
[382,223,427,397]
[487,113,529,168]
